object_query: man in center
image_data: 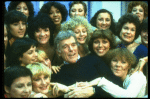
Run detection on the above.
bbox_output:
[51,30,123,98]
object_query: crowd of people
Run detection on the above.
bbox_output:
[4,1,148,98]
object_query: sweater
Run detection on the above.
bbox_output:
[51,53,123,98]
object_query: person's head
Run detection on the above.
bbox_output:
[88,29,116,57]
[140,18,148,46]
[4,23,8,50]
[116,13,141,44]
[106,48,137,81]
[4,66,32,98]
[61,16,93,45]
[37,50,51,69]
[127,1,148,23]
[90,9,116,34]
[8,1,34,22]
[69,1,87,17]
[26,62,51,94]
[6,38,38,67]
[28,13,55,46]
[39,1,68,25]
[4,10,27,40]
[54,30,78,64]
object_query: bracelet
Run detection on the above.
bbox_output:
[139,59,146,62]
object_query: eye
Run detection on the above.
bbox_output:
[93,40,99,44]
[132,9,137,12]
[139,9,143,12]
[44,75,49,79]
[78,9,83,12]
[17,84,24,88]
[102,40,108,44]
[27,82,32,86]
[13,23,19,26]
[71,9,76,12]
[16,7,21,10]
[106,18,111,22]
[34,78,40,81]
[98,18,103,21]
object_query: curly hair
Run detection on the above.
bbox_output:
[69,1,87,17]
[127,1,148,19]
[8,1,34,23]
[61,16,93,45]
[39,1,68,23]
[116,13,141,41]
[90,9,116,35]
[88,29,117,55]
[27,13,55,46]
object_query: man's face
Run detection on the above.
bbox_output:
[57,36,78,64]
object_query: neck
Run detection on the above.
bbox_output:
[120,74,127,81]
[122,41,134,47]
[37,42,51,50]
[78,44,87,57]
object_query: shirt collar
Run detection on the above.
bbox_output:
[64,54,80,65]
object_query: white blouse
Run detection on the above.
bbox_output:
[97,71,147,98]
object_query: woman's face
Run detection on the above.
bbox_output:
[34,28,50,45]
[132,5,144,23]
[16,2,29,18]
[9,21,26,39]
[74,25,87,44]
[49,6,62,25]
[141,29,148,46]
[120,22,136,43]
[41,57,51,69]
[96,12,111,30]
[4,25,8,49]
[93,38,110,57]
[70,4,86,17]
[6,76,32,98]
[19,46,38,66]
[32,74,50,94]
[110,57,130,80]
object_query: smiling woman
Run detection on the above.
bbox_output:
[6,38,38,67]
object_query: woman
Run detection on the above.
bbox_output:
[36,49,61,74]
[4,66,32,98]
[140,18,148,48]
[116,13,147,60]
[127,1,148,23]
[27,13,61,66]
[76,48,147,98]
[8,1,34,23]
[6,38,38,67]
[69,1,87,17]
[90,9,116,35]
[127,1,148,44]
[39,1,68,39]
[26,62,65,98]
[4,10,28,46]
[88,29,117,60]
[61,16,93,57]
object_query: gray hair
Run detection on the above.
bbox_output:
[54,30,78,52]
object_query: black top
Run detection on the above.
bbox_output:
[51,53,123,98]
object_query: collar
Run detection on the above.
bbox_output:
[64,54,80,65]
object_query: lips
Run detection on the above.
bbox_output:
[53,18,60,22]
[39,85,49,90]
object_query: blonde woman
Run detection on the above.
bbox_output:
[61,16,93,57]
[36,50,61,74]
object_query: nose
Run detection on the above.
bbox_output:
[54,12,58,16]
[80,32,84,36]
[102,20,106,24]
[68,45,73,52]
[23,86,30,93]
[41,79,46,85]
[98,42,103,47]
[19,23,24,29]
[116,61,121,67]
[40,31,45,36]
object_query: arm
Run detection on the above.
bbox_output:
[97,72,147,98]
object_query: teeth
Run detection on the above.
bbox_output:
[54,18,59,21]
[98,50,104,53]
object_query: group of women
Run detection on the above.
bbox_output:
[4,1,148,98]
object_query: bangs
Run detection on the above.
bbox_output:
[26,62,52,76]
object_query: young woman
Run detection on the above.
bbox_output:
[27,13,62,66]
[61,16,93,57]
[8,1,34,23]
[90,9,116,35]
[6,38,38,67]
[4,66,32,98]
[39,1,68,39]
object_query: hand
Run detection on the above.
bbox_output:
[29,92,48,98]
[51,66,61,74]
[64,87,95,98]
[50,82,69,96]
[76,81,91,88]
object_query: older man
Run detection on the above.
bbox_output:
[51,30,123,98]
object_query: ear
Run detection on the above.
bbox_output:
[56,50,61,57]
[4,85,10,94]
[84,13,87,17]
